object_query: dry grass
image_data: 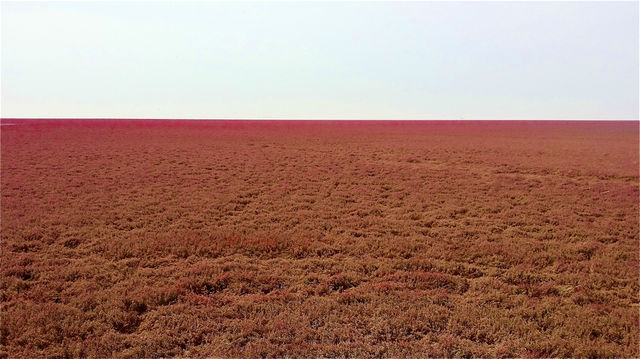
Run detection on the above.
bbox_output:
[1,119,638,358]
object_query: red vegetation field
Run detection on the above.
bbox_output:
[1,119,638,358]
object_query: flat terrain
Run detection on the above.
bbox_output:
[1,119,638,358]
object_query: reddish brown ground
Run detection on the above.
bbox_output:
[1,119,638,358]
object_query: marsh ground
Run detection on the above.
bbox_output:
[1,120,638,358]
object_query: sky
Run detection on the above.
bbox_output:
[1,1,638,120]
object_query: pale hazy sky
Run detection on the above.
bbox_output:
[1,1,638,120]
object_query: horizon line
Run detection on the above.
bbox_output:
[2,118,638,122]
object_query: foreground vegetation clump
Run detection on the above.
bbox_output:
[1,119,638,358]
